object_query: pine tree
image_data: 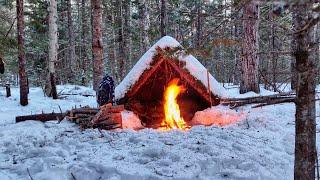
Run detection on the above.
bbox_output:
[91,0,104,91]
[16,0,28,106]
[239,0,260,94]
[160,0,167,37]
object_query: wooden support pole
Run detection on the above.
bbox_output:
[207,70,212,106]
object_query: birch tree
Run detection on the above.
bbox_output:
[292,2,319,179]
[45,0,58,99]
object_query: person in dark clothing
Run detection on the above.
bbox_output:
[97,74,115,106]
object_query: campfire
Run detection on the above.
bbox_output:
[160,78,190,130]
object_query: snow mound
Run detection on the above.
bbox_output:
[115,36,229,100]
[121,110,144,130]
[191,105,246,126]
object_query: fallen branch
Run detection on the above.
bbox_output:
[252,97,295,108]
[27,168,34,180]
[59,93,95,97]
[16,112,66,123]
[221,92,296,108]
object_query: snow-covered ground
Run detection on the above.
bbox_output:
[0,84,319,180]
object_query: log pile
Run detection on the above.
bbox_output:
[89,104,123,130]
[16,104,124,130]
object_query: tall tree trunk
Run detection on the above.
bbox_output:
[195,0,202,48]
[160,0,167,37]
[239,0,260,94]
[46,0,58,99]
[123,0,132,70]
[16,0,28,106]
[116,0,125,82]
[91,0,104,91]
[292,2,317,180]
[109,1,117,80]
[138,0,150,53]
[81,0,89,85]
[291,9,298,91]
[269,4,278,92]
[67,0,76,82]
[232,3,240,85]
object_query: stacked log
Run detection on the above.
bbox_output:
[90,104,123,129]
[16,105,124,130]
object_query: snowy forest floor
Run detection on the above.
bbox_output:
[0,85,319,180]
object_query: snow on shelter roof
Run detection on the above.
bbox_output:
[115,36,229,100]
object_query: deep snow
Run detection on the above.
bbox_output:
[0,84,319,180]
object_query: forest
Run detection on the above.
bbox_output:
[0,0,319,179]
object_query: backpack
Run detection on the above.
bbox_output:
[97,75,115,106]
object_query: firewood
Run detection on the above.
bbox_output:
[75,114,92,118]
[100,104,124,112]
[16,113,66,123]
[91,104,124,124]
[99,123,121,130]
[70,108,99,115]
[16,105,124,130]
[92,113,122,125]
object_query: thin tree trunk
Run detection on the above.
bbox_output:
[195,0,202,48]
[116,0,125,82]
[91,0,104,91]
[160,0,167,37]
[293,2,317,180]
[46,0,58,99]
[123,0,132,73]
[81,0,89,86]
[291,10,297,90]
[109,1,117,80]
[67,0,76,81]
[138,0,150,53]
[269,4,278,92]
[16,0,28,106]
[239,0,260,94]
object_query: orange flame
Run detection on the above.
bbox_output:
[161,78,189,130]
